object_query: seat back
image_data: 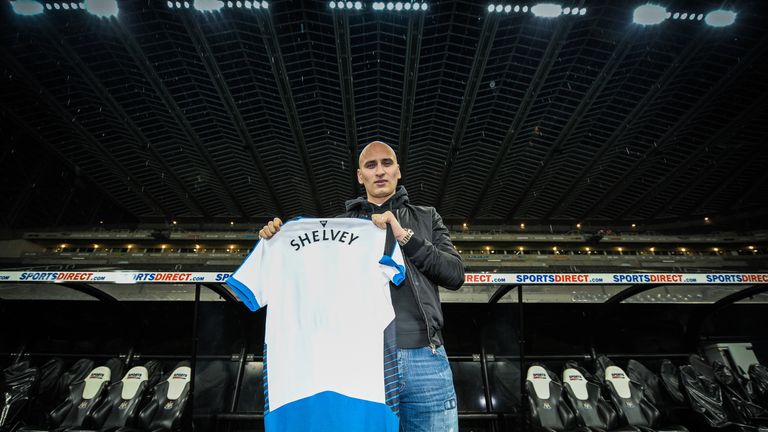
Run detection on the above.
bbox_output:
[89,366,150,429]
[660,359,686,404]
[713,361,768,420]
[679,364,730,427]
[0,362,39,428]
[52,366,111,428]
[604,365,659,427]
[138,365,191,431]
[562,367,619,429]
[749,364,768,409]
[627,359,665,407]
[526,365,576,431]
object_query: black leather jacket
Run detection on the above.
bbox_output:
[340,186,465,347]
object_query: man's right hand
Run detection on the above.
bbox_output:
[259,217,283,239]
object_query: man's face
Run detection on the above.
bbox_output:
[357,143,401,201]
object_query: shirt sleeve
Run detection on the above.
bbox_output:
[226,240,272,311]
[378,225,406,286]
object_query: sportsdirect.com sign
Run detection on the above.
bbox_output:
[0,271,766,285]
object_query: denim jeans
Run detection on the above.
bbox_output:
[397,346,459,432]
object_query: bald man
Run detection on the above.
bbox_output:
[260,141,465,432]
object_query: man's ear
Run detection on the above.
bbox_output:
[357,169,364,185]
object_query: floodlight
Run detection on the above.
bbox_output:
[633,4,667,25]
[705,9,736,27]
[84,0,119,17]
[11,0,44,15]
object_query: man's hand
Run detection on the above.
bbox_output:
[259,217,283,240]
[371,211,408,241]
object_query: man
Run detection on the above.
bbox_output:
[259,141,465,432]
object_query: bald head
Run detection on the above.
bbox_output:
[358,141,397,169]
[357,141,401,204]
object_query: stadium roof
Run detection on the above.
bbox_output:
[2,0,767,230]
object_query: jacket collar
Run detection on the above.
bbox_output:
[344,186,410,214]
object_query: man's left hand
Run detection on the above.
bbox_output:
[371,211,408,241]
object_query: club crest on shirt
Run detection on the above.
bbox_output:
[290,229,360,251]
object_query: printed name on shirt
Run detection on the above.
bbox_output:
[290,229,360,251]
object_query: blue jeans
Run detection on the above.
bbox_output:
[397,346,459,432]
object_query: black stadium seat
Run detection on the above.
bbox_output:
[114,362,191,432]
[65,365,151,432]
[561,367,641,432]
[712,361,768,425]
[603,365,688,432]
[659,360,686,406]
[526,364,590,432]
[750,365,768,410]
[19,364,112,432]
[679,363,765,431]
[0,361,39,431]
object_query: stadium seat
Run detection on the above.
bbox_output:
[64,365,151,432]
[0,361,39,431]
[18,364,112,432]
[114,362,191,432]
[603,365,688,431]
[750,365,768,410]
[679,362,765,431]
[659,360,686,405]
[562,367,641,431]
[526,364,590,431]
[712,361,768,424]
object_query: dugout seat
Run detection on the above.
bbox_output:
[18,365,112,432]
[562,367,641,432]
[114,362,191,432]
[526,364,590,432]
[65,366,150,432]
[603,365,688,432]
[0,361,39,431]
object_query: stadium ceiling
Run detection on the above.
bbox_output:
[1,0,767,230]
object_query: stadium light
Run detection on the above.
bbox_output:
[11,0,44,15]
[633,4,667,25]
[84,0,118,17]
[531,3,562,17]
[194,0,224,11]
[705,9,736,27]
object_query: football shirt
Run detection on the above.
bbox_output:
[226,218,405,431]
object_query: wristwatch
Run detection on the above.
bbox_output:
[398,228,414,246]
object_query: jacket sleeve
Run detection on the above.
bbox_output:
[401,208,465,290]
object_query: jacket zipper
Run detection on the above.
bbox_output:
[372,205,437,355]
[407,260,436,354]
[396,208,436,354]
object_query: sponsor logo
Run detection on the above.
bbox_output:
[515,274,590,283]
[19,272,94,281]
[133,273,193,282]
[612,274,684,283]
[215,273,230,282]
